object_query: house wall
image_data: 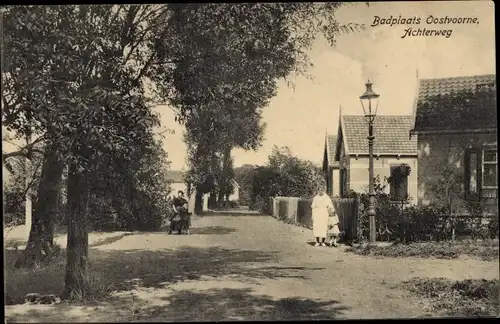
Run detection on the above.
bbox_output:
[416,132,498,215]
[347,156,419,204]
[331,168,340,197]
[229,185,239,201]
[170,182,188,198]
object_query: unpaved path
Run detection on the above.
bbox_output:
[5,214,499,321]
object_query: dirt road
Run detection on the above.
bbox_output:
[5,213,499,321]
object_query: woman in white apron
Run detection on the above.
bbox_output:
[311,185,334,247]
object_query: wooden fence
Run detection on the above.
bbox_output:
[268,196,361,242]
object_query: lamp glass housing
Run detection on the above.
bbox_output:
[359,79,380,120]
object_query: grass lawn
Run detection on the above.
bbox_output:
[400,278,499,317]
[345,240,499,261]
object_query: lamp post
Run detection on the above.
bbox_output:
[359,79,380,244]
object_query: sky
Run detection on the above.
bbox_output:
[156,1,495,171]
[2,2,495,174]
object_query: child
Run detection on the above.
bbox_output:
[327,207,341,247]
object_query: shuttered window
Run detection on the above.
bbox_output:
[465,147,497,201]
[389,165,409,201]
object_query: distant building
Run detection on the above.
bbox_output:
[166,170,189,197]
[322,134,340,198]
[410,74,497,215]
[334,113,418,203]
[165,170,240,212]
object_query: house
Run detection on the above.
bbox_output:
[322,134,340,198]
[229,181,240,202]
[166,170,190,197]
[410,74,497,215]
[334,113,418,202]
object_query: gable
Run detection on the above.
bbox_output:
[324,134,338,167]
[414,74,497,132]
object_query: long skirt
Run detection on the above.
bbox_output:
[312,208,329,238]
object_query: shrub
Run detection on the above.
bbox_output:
[402,278,499,317]
[249,146,323,212]
[87,139,170,232]
[351,176,498,243]
[3,171,28,227]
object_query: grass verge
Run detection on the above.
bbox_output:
[5,250,115,305]
[401,277,499,317]
[345,240,499,261]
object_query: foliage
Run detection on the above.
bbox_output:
[4,180,26,227]
[348,170,497,243]
[234,164,258,206]
[87,139,171,231]
[161,3,365,201]
[3,150,44,227]
[345,239,499,261]
[401,278,499,317]
[249,146,324,212]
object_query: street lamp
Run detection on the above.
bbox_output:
[359,79,380,244]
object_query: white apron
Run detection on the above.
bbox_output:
[311,193,334,238]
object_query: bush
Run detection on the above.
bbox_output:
[86,139,170,232]
[249,146,323,213]
[345,240,498,261]
[351,176,498,243]
[402,278,499,317]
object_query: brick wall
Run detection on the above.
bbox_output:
[417,132,498,215]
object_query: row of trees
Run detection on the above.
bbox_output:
[168,3,364,212]
[2,4,363,299]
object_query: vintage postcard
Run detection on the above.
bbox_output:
[3,1,497,321]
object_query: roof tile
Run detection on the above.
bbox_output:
[326,135,338,166]
[415,74,496,131]
[341,115,417,155]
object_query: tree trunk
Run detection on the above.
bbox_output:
[15,146,65,268]
[194,188,203,214]
[63,162,90,299]
[221,146,233,208]
[218,190,225,206]
[209,189,217,209]
[25,157,32,239]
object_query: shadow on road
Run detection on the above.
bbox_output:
[134,287,349,321]
[88,246,324,290]
[5,245,327,306]
[189,226,238,235]
[6,287,349,322]
[90,232,135,248]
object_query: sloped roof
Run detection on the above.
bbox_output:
[325,134,338,167]
[340,115,417,155]
[166,170,185,183]
[414,74,497,131]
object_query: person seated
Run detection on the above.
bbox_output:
[170,190,189,234]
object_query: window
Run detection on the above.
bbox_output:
[465,147,498,201]
[389,165,409,201]
[482,150,497,188]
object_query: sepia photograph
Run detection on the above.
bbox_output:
[2,1,498,321]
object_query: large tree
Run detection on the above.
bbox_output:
[2,5,173,297]
[157,3,363,206]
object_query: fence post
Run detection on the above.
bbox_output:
[355,195,361,243]
[451,216,456,241]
